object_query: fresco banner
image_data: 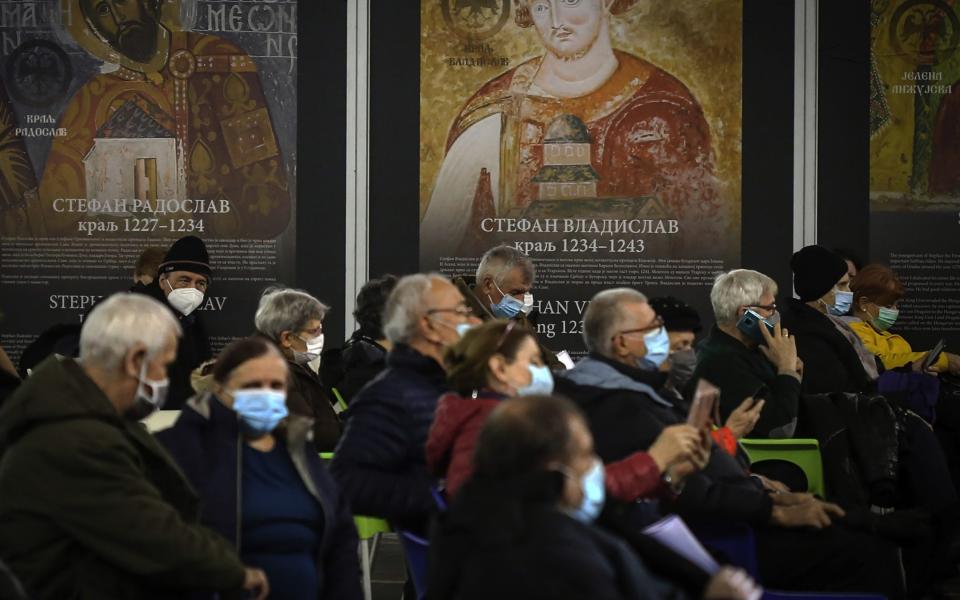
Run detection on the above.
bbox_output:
[870,0,960,349]
[0,0,297,367]
[419,0,742,355]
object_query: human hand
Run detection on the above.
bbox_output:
[946,352,960,375]
[725,397,765,439]
[648,424,702,472]
[704,566,762,600]
[770,499,844,529]
[243,567,270,600]
[758,322,799,375]
[771,491,815,506]
[666,430,712,485]
[754,474,790,494]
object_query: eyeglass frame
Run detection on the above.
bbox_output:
[611,315,665,340]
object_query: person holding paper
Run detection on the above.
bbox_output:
[428,394,759,600]
[555,287,904,597]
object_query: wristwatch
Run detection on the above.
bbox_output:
[661,468,685,495]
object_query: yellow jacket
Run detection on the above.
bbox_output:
[848,319,949,372]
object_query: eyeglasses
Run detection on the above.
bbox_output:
[426,306,474,318]
[746,303,777,312]
[493,320,518,352]
[613,315,664,340]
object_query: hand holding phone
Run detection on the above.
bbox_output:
[920,339,946,373]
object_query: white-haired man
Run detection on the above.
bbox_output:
[331,273,479,532]
[0,293,268,599]
[692,269,803,438]
[555,287,903,597]
[455,244,562,368]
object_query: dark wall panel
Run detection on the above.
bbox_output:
[742,0,796,297]
[817,0,870,265]
[298,0,347,343]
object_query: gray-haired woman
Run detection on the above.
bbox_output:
[255,287,341,451]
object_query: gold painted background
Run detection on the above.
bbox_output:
[419,0,743,222]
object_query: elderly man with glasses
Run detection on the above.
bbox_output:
[331,273,479,534]
[691,269,803,439]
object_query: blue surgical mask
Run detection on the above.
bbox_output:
[232,389,288,436]
[641,326,670,368]
[489,281,525,319]
[569,459,606,523]
[517,364,554,396]
[455,322,475,337]
[829,290,853,316]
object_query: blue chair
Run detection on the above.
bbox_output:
[397,529,429,600]
[689,520,759,578]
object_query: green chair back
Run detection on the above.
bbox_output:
[740,437,826,498]
[354,515,391,540]
[331,388,349,414]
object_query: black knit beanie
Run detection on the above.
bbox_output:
[790,245,847,302]
[648,296,702,333]
[158,236,211,279]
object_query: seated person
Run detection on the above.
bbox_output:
[848,264,960,374]
[555,288,904,596]
[321,274,398,405]
[429,394,759,600]
[157,337,361,600]
[454,244,562,368]
[131,246,167,291]
[692,269,802,438]
[427,319,706,500]
[780,245,871,394]
[330,274,478,531]
[649,296,763,455]
[0,294,267,599]
[254,287,341,451]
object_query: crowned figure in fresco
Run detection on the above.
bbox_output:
[35,0,289,238]
[421,0,719,259]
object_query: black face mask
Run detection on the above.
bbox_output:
[666,348,697,391]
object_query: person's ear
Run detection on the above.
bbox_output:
[480,276,496,297]
[278,330,295,349]
[124,345,147,380]
[487,354,511,385]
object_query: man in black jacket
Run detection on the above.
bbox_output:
[0,293,267,599]
[331,273,479,532]
[692,269,803,438]
[556,287,903,596]
[132,236,213,409]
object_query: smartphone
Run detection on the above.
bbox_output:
[688,379,721,429]
[921,339,947,372]
[736,309,775,343]
[749,385,769,408]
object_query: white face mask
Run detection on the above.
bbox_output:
[164,279,204,316]
[128,357,169,420]
[293,333,324,365]
[520,293,535,316]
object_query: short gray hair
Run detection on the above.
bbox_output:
[80,293,182,370]
[582,288,648,357]
[254,287,329,341]
[383,273,446,344]
[476,245,535,286]
[710,269,778,325]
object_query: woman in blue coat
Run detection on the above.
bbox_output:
[158,336,362,600]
